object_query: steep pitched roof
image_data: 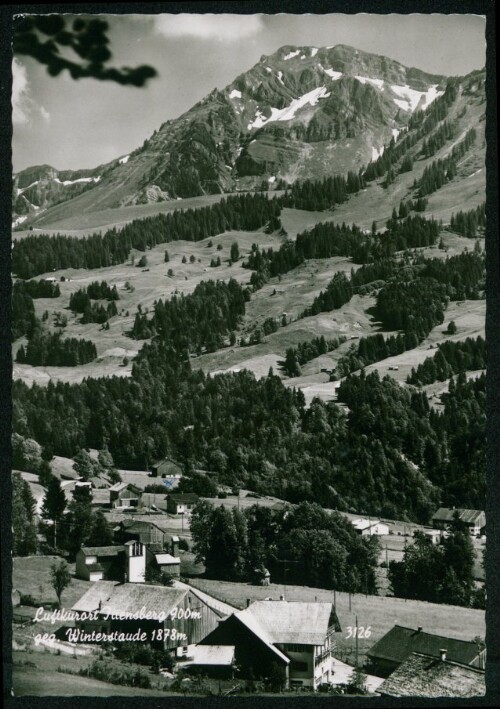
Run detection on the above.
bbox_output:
[109,482,128,492]
[72,581,119,612]
[168,493,199,504]
[431,508,485,525]
[173,580,238,619]
[238,600,340,646]
[81,545,124,557]
[367,625,482,666]
[378,652,485,697]
[99,583,187,617]
[154,553,180,565]
[119,519,164,533]
[234,608,290,664]
[152,457,182,472]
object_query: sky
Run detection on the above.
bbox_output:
[12,12,486,173]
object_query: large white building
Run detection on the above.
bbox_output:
[351,518,390,536]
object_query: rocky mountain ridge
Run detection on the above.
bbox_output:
[13,44,484,229]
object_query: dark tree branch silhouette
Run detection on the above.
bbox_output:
[13,15,157,86]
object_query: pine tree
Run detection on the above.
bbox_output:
[41,476,67,524]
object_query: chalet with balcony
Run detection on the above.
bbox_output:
[199,599,341,689]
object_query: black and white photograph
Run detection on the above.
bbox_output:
[3,3,497,702]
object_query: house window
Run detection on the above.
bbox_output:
[131,542,142,556]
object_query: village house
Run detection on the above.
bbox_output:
[150,457,183,480]
[431,508,486,536]
[76,539,181,582]
[70,579,238,652]
[150,549,181,579]
[377,651,485,698]
[351,518,390,536]
[75,545,125,582]
[166,493,199,515]
[366,625,486,678]
[198,598,341,689]
[109,482,142,509]
[415,527,444,545]
[114,519,168,551]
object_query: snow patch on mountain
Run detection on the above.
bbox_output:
[247,86,331,130]
[119,155,130,164]
[277,71,284,84]
[54,176,101,186]
[320,66,343,81]
[17,181,39,195]
[13,215,28,228]
[392,128,400,141]
[284,50,300,61]
[391,84,443,112]
[229,89,242,99]
[311,48,318,57]
[355,76,384,90]
[265,67,272,73]
[371,146,385,162]
[300,55,306,60]
[268,175,276,183]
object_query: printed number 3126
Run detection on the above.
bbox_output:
[345,626,371,639]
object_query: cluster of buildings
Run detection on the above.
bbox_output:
[45,458,487,695]
[65,575,486,696]
[70,582,342,690]
[345,507,486,540]
[369,625,486,698]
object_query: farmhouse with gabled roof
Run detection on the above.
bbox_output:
[199,598,341,689]
[366,625,486,677]
[71,580,238,652]
[431,508,485,536]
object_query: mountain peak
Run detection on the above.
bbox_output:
[14,43,482,227]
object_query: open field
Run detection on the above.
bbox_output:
[12,556,90,611]
[195,291,379,381]
[12,660,171,698]
[189,578,485,668]
[12,203,485,396]
[14,193,238,236]
[12,228,284,386]
[362,298,485,385]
